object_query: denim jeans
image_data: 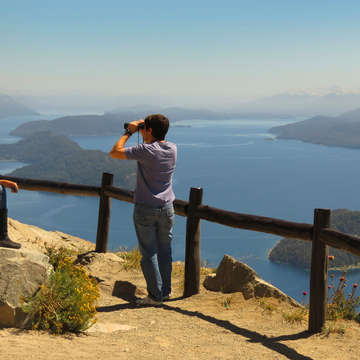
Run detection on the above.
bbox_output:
[0,186,6,209]
[133,203,174,301]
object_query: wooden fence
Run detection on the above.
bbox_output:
[2,172,360,334]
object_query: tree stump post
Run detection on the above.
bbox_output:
[308,208,330,333]
[95,173,114,253]
[184,187,203,297]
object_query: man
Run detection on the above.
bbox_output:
[0,179,21,249]
[110,114,177,305]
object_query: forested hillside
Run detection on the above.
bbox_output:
[268,209,360,269]
[0,131,136,188]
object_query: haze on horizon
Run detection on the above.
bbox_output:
[2,1,360,111]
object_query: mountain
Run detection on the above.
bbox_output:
[237,88,360,116]
[269,108,360,148]
[0,94,39,118]
[108,106,290,121]
[268,209,360,270]
[0,131,136,188]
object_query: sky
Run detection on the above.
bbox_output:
[1,0,360,106]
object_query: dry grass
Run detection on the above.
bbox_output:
[322,321,347,336]
[117,247,142,271]
[282,307,308,324]
[258,299,278,315]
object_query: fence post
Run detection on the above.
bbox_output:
[184,187,203,297]
[95,173,114,253]
[308,208,330,333]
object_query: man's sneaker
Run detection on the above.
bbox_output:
[162,293,172,301]
[0,238,21,249]
[136,296,162,306]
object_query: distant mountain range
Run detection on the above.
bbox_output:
[0,131,136,188]
[108,106,290,121]
[0,94,39,118]
[230,88,360,116]
[8,86,360,117]
[269,108,360,148]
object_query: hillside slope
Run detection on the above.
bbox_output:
[0,131,136,188]
[1,218,359,360]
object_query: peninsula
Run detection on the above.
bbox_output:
[269,108,360,149]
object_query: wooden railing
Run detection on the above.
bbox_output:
[2,173,360,334]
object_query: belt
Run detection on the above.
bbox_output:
[135,202,173,211]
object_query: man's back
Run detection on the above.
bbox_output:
[125,141,177,206]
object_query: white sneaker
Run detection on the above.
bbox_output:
[136,296,162,306]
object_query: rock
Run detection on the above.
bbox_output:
[76,251,125,279]
[204,255,300,306]
[8,218,95,253]
[0,248,52,328]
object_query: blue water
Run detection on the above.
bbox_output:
[1,115,359,302]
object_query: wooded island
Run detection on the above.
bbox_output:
[268,209,360,269]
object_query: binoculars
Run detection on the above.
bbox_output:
[124,122,145,131]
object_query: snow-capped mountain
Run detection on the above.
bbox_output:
[237,87,360,116]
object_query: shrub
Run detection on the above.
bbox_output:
[326,270,360,322]
[22,248,100,334]
[45,246,78,270]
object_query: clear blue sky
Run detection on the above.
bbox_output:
[1,0,360,102]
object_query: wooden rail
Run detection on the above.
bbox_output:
[2,173,360,333]
[0,175,100,197]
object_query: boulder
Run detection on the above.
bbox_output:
[8,217,95,253]
[204,255,300,306]
[0,248,52,328]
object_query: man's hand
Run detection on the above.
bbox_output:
[127,119,144,134]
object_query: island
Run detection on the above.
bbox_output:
[0,131,136,188]
[0,94,39,119]
[269,108,360,149]
[268,209,360,270]
[10,113,138,137]
[10,107,290,137]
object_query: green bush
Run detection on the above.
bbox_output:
[22,248,100,334]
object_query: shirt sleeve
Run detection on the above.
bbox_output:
[125,144,152,162]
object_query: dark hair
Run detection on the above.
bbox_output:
[144,114,169,140]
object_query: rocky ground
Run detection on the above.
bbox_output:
[1,219,360,360]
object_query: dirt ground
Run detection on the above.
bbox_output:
[1,227,360,360]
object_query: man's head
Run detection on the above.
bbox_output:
[144,114,169,141]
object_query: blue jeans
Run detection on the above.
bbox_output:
[0,186,6,209]
[133,203,174,301]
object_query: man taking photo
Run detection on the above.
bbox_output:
[110,114,177,305]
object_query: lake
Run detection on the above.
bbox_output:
[1,114,359,302]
